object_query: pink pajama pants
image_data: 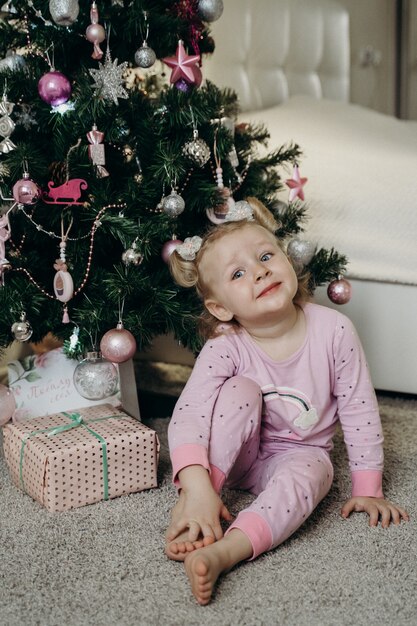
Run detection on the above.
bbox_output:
[207,377,334,559]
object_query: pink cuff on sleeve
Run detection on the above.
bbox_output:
[171,444,209,486]
[351,470,383,498]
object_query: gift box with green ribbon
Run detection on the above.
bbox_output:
[2,404,159,512]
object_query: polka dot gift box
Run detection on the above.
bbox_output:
[2,404,159,512]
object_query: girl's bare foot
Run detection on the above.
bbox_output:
[184,529,253,605]
[165,533,215,562]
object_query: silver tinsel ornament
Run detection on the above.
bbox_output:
[182,129,210,167]
[163,190,185,218]
[11,312,33,342]
[134,42,156,68]
[198,0,224,22]
[49,0,80,26]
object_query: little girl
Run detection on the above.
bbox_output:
[165,198,409,605]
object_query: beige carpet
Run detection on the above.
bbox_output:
[0,393,416,626]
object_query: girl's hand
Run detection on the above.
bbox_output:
[166,465,233,545]
[341,496,409,528]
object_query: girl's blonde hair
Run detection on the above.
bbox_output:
[169,197,311,340]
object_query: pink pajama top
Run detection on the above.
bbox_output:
[168,303,384,498]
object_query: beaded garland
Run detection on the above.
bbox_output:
[11,202,126,302]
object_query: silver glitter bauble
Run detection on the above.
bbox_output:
[11,312,33,342]
[134,42,156,68]
[198,0,224,22]
[73,351,118,401]
[287,238,316,266]
[0,50,26,73]
[163,190,185,217]
[49,0,79,26]
[182,130,210,167]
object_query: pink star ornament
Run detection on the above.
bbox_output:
[285,165,308,202]
[163,40,200,85]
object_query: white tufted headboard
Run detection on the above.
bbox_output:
[202,0,350,111]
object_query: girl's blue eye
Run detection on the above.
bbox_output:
[232,269,244,280]
[261,253,272,261]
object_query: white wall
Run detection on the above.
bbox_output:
[337,0,397,115]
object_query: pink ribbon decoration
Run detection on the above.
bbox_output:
[87,125,109,178]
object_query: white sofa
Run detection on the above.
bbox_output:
[203,0,417,395]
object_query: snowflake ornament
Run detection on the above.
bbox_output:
[89,47,128,105]
[14,104,38,131]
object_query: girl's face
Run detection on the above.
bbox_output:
[200,224,298,330]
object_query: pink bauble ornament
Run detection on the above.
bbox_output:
[38,70,72,106]
[86,23,106,44]
[162,237,183,263]
[100,322,137,363]
[0,384,16,426]
[12,173,41,205]
[327,277,352,305]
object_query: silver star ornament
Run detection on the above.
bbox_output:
[89,47,128,105]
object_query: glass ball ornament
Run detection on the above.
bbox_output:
[49,0,79,26]
[12,173,41,205]
[86,22,106,46]
[122,246,143,266]
[73,351,118,401]
[100,322,137,364]
[182,131,210,167]
[327,277,352,305]
[163,190,185,218]
[287,239,316,266]
[38,70,72,106]
[198,0,224,22]
[11,312,33,342]
[162,237,183,263]
[174,78,192,93]
[134,42,156,68]
[0,384,16,426]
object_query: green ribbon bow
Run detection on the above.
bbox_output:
[19,410,125,502]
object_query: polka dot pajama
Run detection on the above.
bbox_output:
[207,376,334,559]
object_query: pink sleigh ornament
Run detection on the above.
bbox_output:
[43,178,88,205]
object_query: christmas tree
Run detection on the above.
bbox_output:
[0,0,346,361]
